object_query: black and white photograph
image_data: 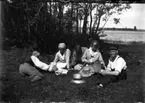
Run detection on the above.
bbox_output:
[0,0,145,102]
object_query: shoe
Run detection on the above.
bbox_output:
[55,71,61,75]
[97,83,103,88]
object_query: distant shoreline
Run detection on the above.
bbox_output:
[102,39,145,45]
[103,28,145,32]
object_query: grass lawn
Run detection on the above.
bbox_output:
[0,43,145,103]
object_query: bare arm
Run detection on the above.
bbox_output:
[31,56,49,70]
[106,60,111,71]
[53,53,59,63]
[66,49,71,69]
[89,52,106,68]
[101,70,120,76]
[70,51,77,67]
[81,49,90,63]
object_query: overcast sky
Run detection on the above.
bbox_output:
[63,3,145,29]
[104,4,145,29]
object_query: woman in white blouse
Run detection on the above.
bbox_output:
[97,46,127,88]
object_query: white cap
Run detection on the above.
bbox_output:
[58,43,66,49]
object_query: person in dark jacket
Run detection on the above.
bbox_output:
[19,51,49,82]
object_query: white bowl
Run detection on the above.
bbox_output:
[73,73,82,79]
[71,80,85,84]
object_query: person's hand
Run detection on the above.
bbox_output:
[89,59,93,64]
[101,64,106,69]
[103,65,107,70]
[82,59,87,62]
[99,69,104,73]
[100,70,107,75]
[82,59,89,63]
[67,64,70,69]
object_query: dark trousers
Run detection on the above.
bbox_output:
[98,70,127,86]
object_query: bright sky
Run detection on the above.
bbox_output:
[63,3,145,29]
[104,4,145,29]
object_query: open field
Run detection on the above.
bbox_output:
[0,43,145,103]
[101,30,145,44]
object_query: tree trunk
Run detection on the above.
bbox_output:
[49,2,52,14]
[58,2,63,37]
[89,9,93,36]
[91,16,101,40]
[68,2,74,33]
[82,8,88,35]
[80,19,82,33]
[95,15,101,34]
[92,16,97,35]
[76,8,79,35]
[25,2,31,44]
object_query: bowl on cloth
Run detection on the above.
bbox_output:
[79,65,94,77]
[71,80,85,84]
[71,73,85,84]
[73,73,82,79]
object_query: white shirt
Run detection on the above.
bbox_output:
[82,47,105,65]
[106,55,127,73]
[31,56,50,71]
[88,47,98,57]
[54,49,71,63]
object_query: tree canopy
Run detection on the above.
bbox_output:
[2,1,131,53]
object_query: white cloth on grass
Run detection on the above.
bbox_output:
[49,62,68,75]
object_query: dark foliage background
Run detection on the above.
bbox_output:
[2,1,131,53]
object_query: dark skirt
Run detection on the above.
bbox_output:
[98,69,127,86]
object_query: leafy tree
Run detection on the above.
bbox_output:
[2,0,131,53]
[91,3,131,40]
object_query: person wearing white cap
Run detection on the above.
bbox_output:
[49,43,71,75]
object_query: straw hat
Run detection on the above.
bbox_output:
[71,73,85,84]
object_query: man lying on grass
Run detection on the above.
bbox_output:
[19,51,50,82]
[97,46,127,88]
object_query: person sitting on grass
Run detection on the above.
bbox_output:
[19,51,50,82]
[97,46,127,88]
[70,44,87,70]
[49,43,71,75]
[79,40,106,77]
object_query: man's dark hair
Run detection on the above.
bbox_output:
[90,40,100,48]
[108,45,119,51]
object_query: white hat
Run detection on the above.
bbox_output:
[71,73,85,84]
[58,43,66,49]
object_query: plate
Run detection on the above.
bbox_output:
[71,80,85,84]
